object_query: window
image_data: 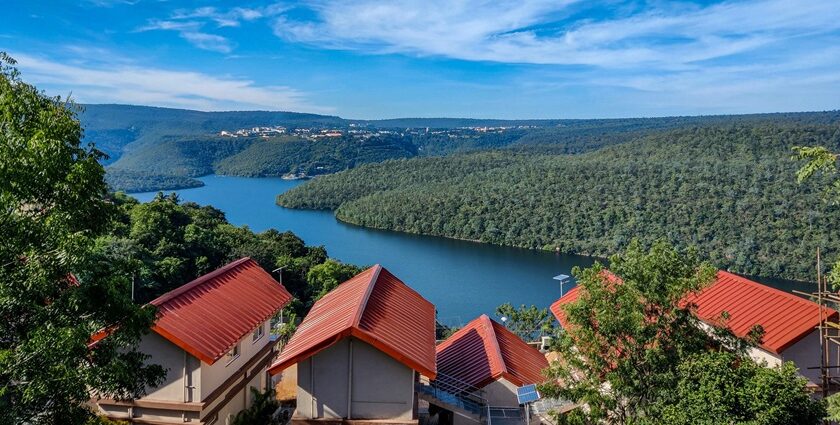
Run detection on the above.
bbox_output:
[252,323,265,343]
[226,343,239,365]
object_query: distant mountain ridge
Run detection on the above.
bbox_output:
[77,104,840,193]
[80,104,346,164]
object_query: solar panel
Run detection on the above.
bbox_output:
[517,384,541,404]
[552,274,570,282]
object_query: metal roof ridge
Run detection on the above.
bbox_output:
[480,314,508,377]
[351,264,382,328]
[150,257,252,306]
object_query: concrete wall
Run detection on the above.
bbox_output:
[97,320,271,423]
[213,386,246,425]
[137,331,201,402]
[296,337,416,420]
[782,329,838,386]
[483,378,519,407]
[201,320,271,400]
[746,346,782,369]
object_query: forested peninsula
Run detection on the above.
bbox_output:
[278,121,840,281]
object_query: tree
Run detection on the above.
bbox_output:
[653,351,824,425]
[305,259,363,303]
[539,240,824,424]
[231,388,285,425]
[494,303,554,341]
[0,53,164,424]
[794,145,840,418]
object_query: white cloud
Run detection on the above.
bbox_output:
[271,0,840,68]
[137,19,202,32]
[179,32,235,53]
[11,51,332,113]
[138,3,287,52]
[85,0,141,7]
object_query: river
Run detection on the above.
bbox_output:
[133,175,814,326]
[132,175,600,325]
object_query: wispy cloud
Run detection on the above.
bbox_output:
[137,3,286,52]
[179,31,235,53]
[11,51,331,113]
[271,0,840,68]
[85,0,141,7]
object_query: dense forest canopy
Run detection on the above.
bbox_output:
[81,104,840,192]
[279,122,840,281]
[106,192,359,314]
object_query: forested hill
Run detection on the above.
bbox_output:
[80,104,345,164]
[83,104,839,193]
[278,122,840,281]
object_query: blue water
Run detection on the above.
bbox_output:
[133,175,816,323]
[132,175,598,325]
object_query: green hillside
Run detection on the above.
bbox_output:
[215,134,417,177]
[278,122,840,281]
[79,104,345,163]
[105,170,204,193]
[84,104,840,193]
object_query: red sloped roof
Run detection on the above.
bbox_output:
[268,265,437,378]
[436,315,548,388]
[150,257,292,364]
[685,271,837,354]
[550,286,580,331]
[550,270,837,355]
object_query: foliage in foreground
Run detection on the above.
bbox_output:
[232,388,287,425]
[539,241,825,424]
[0,53,363,424]
[0,52,165,424]
[103,192,360,316]
[794,145,840,421]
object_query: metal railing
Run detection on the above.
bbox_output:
[486,406,524,425]
[418,373,488,415]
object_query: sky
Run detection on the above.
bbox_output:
[2,0,839,119]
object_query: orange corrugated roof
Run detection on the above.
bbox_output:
[436,315,548,388]
[150,257,292,364]
[268,265,437,378]
[550,270,837,355]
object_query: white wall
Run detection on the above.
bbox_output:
[782,329,838,386]
[296,337,416,420]
[746,346,782,369]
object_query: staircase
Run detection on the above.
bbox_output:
[417,373,488,422]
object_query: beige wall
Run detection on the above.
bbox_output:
[137,331,201,402]
[296,337,416,420]
[97,319,272,423]
[483,378,519,408]
[201,320,271,400]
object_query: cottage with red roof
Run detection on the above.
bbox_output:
[551,270,838,388]
[268,265,436,423]
[94,257,293,424]
[428,315,550,425]
[436,315,548,408]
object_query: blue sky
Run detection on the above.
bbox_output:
[2,0,839,119]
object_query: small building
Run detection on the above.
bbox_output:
[94,257,293,424]
[432,315,549,425]
[268,264,436,424]
[550,270,839,388]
